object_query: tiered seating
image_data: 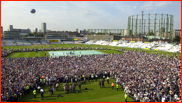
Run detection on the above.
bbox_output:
[109,41,118,46]
[101,41,110,45]
[93,40,105,45]
[85,40,181,53]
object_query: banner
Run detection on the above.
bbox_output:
[144,42,150,43]
[143,48,150,50]
[49,40,59,42]
[130,41,135,43]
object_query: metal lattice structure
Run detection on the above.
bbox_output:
[87,29,125,35]
[127,13,174,38]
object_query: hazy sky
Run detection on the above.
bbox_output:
[1,1,181,32]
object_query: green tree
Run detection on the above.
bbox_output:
[97,32,104,35]
[148,32,154,36]
[173,35,181,43]
[25,33,44,37]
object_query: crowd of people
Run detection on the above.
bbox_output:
[1,47,181,102]
[115,51,181,102]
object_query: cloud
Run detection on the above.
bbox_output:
[105,1,125,12]
[133,6,137,9]
[77,9,97,16]
[141,1,154,10]
[155,1,173,8]
[69,1,90,9]
[39,9,50,13]
[1,1,26,9]
[141,1,173,10]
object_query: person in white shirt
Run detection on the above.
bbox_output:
[107,77,109,84]
[46,77,48,81]
[95,74,98,81]
[103,75,105,80]
[40,88,44,92]
[40,89,44,100]
[56,83,59,91]
[174,94,178,100]
[71,78,73,84]
[75,77,77,84]
[176,98,180,102]
[161,96,165,102]
[91,75,94,81]
[37,86,41,93]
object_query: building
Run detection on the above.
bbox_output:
[46,32,69,41]
[4,31,20,39]
[113,36,122,40]
[41,23,46,33]
[4,25,31,39]
[46,30,51,32]
[20,29,31,33]
[33,28,38,33]
[22,36,45,41]
[68,31,80,37]
[1,26,4,38]
[20,33,29,38]
[80,29,87,34]
[1,26,3,34]
[80,29,88,37]
[8,25,31,33]
[84,34,113,41]
[121,36,148,42]
[45,31,85,42]
[174,29,181,37]
[124,29,128,36]
[9,25,13,31]
[150,38,172,43]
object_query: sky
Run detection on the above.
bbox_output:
[1,1,181,32]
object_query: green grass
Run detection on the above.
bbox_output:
[3,44,180,58]
[7,51,50,58]
[20,79,133,102]
[6,49,123,58]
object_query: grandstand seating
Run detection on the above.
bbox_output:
[85,40,181,53]
[93,40,105,45]
[109,41,118,46]
[101,41,110,45]
[1,39,180,53]
[1,40,49,46]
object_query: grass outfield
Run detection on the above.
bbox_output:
[3,44,181,58]
[7,51,49,58]
[20,79,133,102]
[6,50,124,58]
